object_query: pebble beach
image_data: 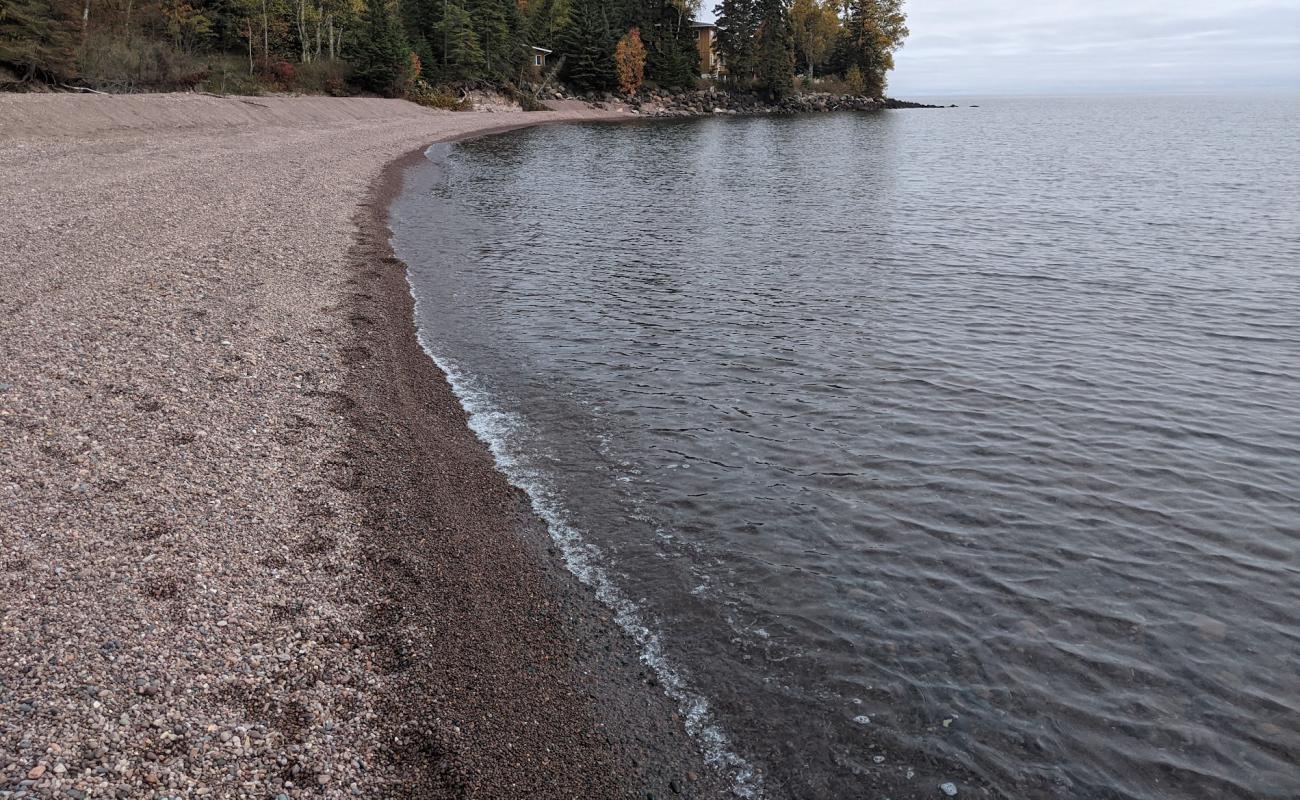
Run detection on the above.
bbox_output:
[0,93,720,799]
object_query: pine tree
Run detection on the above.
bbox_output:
[714,0,757,86]
[465,0,522,82]
[351,0,412,95]
[434,1,484,80]
[639,0,696,89]
[753,0,793,98]
[559,0,615,91]
[521,0,566,47]
[0,0,81,82]
[399,0,439,72]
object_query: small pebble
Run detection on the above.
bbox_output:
[941,781,959,796]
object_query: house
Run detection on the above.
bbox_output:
[691,21,722,78]
[530,46,552,69]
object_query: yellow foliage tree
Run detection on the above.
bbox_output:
[790,0,839,79]
[614,26,646,96]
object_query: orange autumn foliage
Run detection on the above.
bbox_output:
[614,27,647,96]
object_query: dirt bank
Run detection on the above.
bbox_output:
[0,93,721,799]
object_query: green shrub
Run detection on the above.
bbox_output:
[198,56,268,95]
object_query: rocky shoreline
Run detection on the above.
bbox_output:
[555,86,948,117]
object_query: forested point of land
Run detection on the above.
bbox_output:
[0,0,907,104]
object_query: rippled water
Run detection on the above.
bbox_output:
[392,95,1300,799]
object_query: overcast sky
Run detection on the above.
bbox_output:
[700,1,1300,95]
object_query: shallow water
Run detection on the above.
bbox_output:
[392,95,1300,799]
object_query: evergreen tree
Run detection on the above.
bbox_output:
[754,0,793,98]
[714,0,757,86]
[559,0,615,91]
[0,0,81,81]
[433,1,484,80]
[466,0,522,82]
[351,0,412,95]
[521,0,568,48]
[399,0,440,73]
[638,0,696,89]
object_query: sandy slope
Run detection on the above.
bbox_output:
[0,94,717,799]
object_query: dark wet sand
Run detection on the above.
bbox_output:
[344,144,729,798]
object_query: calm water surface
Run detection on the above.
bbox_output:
[392,95,1300,799]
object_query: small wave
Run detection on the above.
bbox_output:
[404,272,763,798]
[1202,331,1289,343]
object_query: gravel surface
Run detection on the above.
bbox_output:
[0,94,721,799]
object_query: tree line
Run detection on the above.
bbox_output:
[711,0,908,99]
[0,0,907,100]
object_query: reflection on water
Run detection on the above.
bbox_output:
[393,96,1300,799]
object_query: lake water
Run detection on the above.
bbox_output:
[391,95,1300,799]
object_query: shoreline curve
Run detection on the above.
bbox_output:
[0,93,727,799]
[390,138,763,797]
[346,127,736,798]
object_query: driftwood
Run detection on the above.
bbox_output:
[60,84,109,94]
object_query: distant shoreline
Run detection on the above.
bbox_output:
[551,87,949,117]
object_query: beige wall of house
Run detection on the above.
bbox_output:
[696,27,719,77]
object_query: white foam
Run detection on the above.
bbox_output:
[403,270,764,799]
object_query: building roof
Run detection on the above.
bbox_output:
[530,45,553,54]
[690,21,717,29]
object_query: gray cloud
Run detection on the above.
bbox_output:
[888,0,1300,95]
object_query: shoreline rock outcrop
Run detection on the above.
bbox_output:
[555,85,947,117]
